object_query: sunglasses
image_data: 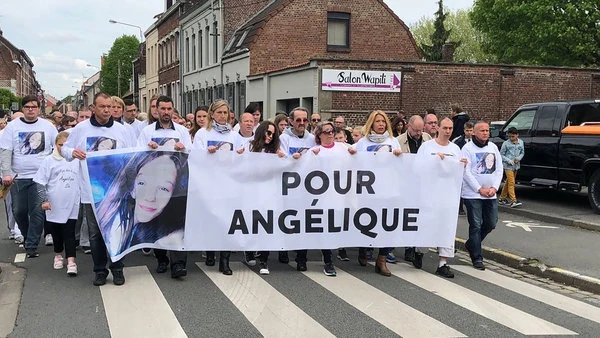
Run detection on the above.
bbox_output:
[265,130,274,137]
[295,118,308,123]
[321,129,334,135]
[312,119,321,122]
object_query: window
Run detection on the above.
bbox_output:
[567,103,600,126]
[505,109,536,136]
[213,22,219,64]
[205,27,210,65]
[199,31,203,68]
[535,106,558,136]
[185,37,190,72]
[327,12,350,50]
[192,34,196,70]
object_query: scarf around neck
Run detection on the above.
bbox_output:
[212,121,231,134]
[367,131,390,143]
[472,135,489,148]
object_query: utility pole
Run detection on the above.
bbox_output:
[117,59,121,97]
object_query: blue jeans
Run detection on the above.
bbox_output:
[11,179,45,250]
[464,198,498,263]
[83,204,124,273]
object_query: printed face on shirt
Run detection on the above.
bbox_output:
[133,155,177,223]
[207,141,233,151]
[475,152,496,174]
[152,137,179,148]
[366,144,392,152]
[87,136,116,152]
[19,131,45,155]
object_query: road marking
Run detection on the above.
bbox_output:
[100,266,187,338]
[299,262,465,338]
[197,262,334,337]
[13,253,25,263]
[385,263,576,336]
[453,265,600,324]
[503,220,559,232]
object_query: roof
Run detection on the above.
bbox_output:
[223,0,287,57]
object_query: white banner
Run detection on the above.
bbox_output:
[321,69,402,92]
[86,149,463,260]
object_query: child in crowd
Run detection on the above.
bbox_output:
[499,127,525,208]
[33,132,80,276]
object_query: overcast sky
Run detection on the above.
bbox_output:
[0,0,473,101]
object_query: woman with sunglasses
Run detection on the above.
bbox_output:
[236,121,284,274]
[352,110,402,277]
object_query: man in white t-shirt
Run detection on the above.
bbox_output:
[234,113,255,150]
[138,95,191,279]
[123,100,145,138]
[416,118,466,278]
[0,95,58,258]
[62,92,132,287]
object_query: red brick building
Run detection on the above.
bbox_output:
[0,28,39,101]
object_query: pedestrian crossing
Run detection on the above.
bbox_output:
[94,259,600,337]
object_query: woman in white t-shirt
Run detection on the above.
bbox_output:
[33,132,80,276]
[352,110,402,277]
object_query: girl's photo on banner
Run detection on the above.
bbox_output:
[86,150,189,260]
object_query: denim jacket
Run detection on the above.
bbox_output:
[500,139,524,170]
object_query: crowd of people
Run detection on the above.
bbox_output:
[0,92,524,287]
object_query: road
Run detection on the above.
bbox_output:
[2,185,600,337]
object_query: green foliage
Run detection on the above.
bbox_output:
[419,0,452,61]
[470,0,600,66]
[100,35,140,96]
[61,95,73,104]
[411,8,496,63]
[0,88,20,110]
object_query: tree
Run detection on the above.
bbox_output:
[470,0,600,67]
[100,35,140,97]
[0,88,20,110]
[419,0,452,61]
[411,8,496,63]
[61,95,73,104]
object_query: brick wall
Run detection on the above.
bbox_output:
[223,0,270,46]
[316,60,600,127]
[249,0,420,76]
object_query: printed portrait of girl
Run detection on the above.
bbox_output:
[95,151,189,257]
[18,131,45,155]
[87,136,117,152]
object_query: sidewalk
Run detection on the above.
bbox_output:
[456,186,600,294]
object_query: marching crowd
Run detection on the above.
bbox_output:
[1,92,524,286]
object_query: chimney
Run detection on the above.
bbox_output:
[441,43,455,63]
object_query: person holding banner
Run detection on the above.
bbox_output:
[310,121,358,276]
[352,110,402,277]
[62,92,132,286]
[192,99,234,275]
[137,95,192,279]
[416,118,466,278]
[237,120,284,274]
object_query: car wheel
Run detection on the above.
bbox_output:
[588,170,600,214]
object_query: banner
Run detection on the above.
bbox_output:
[86,149,463,260]
[321,69,402,92]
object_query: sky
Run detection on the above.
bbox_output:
[0,0,473,101]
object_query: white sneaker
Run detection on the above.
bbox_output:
[53,255,64,269]
[67,262,78,276]
[45,234,53,246]
[8,231,15,240]
[14,235,24,244]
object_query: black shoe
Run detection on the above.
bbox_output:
[278,251,289,264]
[205,251,215,266]
[219,252,232,275]
[82,246,92,254]
[404,247,415,262]
[336,249,350,261]
[458,210,466,216]
[171,264,187,278]
[412,252,423,269]
[156,262,169,273]
[26,249,39,258]
[93,272,108,286]
[473,261,485,270]
[258,261,270,275]
[296,261,307,272]
[244,251,257,266]
[436,264,455,278]
[112,270,125,285]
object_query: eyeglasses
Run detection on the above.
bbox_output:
[265,130,274,137]
[321,129,334,135]
[23,106,38,110]
[295,118,308,123]
[312,119,321,122]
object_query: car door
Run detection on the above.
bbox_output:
[501,108,536,182]
[528,105,560,183]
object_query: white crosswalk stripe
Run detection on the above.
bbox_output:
[94,261,600,337]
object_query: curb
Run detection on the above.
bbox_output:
[0,263,25,338]
[498,205,600,232]
[455,238,600,295]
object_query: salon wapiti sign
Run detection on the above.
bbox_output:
[321,69,401,92]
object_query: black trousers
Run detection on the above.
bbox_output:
[295,249,332,264]
[155,249,188,268]
[48,219,77,258]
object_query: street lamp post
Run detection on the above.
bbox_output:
[109,19,144,41]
